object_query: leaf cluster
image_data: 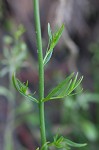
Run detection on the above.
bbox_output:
[43,24,64,66]
[42,72,83,102]
[36,133,87,150]
[48,134,87,150]
[11,23,86,150]
[12,24,83,104]
[12,72,83,104]
[12,73,38,103]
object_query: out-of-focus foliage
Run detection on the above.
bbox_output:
[90,42,99,92]
[60,89,99,150]
[0,0,3,19]
[0,25,27,76]
[0,26,39,150]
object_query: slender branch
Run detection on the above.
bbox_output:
[33,0,47,149]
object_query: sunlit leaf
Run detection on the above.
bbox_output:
[12,73,38,103]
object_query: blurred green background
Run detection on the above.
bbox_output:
[0,0,99,150]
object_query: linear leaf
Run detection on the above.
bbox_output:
[68,75,83,95]
[43,49,53,66]
[73,76,83,90]
[58,79,72,97]
[69,72,78,90]
[64,138,87,147]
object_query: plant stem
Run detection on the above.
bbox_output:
[4,72,15,150]
[33,0,47,149]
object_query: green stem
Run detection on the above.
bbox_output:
[4,72,15,150]
[33,0,47,149]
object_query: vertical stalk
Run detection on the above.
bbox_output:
[33,0,47,149]
[4,72,15,150]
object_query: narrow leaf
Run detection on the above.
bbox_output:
[56,136,64,144]
[43,49,53,66]
[70,72,78,90]
[74,76,83,90]
[68,75,83,95]
[69,88,83,96]
[64,138,87,147]
[58,79,72,97]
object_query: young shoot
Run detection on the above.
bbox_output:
[12,0,87,150]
